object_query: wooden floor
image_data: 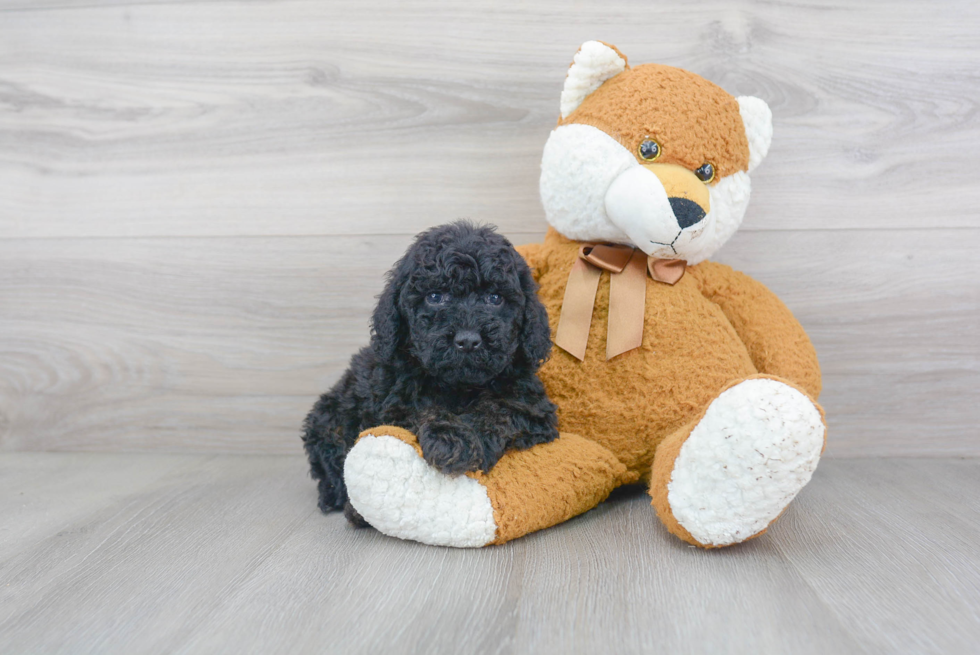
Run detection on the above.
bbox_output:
[0,454,976,654]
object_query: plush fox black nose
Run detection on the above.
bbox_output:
[669,197,707,229]
[454,330,482,352]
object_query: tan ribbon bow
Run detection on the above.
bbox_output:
[554,244,686,361]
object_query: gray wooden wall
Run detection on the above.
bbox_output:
[1,0,977,456]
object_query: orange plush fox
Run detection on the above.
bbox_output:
[343,42,826,549]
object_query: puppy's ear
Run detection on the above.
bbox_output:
[370,263,408,362]
[517,262,552,369]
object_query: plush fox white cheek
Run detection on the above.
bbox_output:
[679,172,752,265]
[540,124,636,243]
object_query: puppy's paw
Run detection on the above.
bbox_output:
[417,422,486,475]
[316,477,347,514]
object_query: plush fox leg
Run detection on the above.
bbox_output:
[344,427,634,547]
[649,376,827,548]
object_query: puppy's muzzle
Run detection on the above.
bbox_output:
[453,330,482,352]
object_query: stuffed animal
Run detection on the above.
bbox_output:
[343,41,826,549]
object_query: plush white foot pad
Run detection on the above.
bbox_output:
[344,434,498,548]
[667,379,825,546]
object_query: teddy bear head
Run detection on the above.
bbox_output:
[539,41,773,264]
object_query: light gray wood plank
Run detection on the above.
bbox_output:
[175,490,866,655]
[0,452,207,562]
[0,232,413,453]
[773,459,980,654]
[1,229,976,455]
[174,509,527,655]
[0,453,316,654]
[503,491,867,655]
[2,455,978,654]
[1,0,978,238]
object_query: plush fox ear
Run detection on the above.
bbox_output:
[560,41,628,119]
[737,96,773,172]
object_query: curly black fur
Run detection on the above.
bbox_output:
[301,221,559,522]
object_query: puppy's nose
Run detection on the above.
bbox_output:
[454,330,482,352]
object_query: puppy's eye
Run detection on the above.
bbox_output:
[694,162,715,183]
[425,292,448,305]
[638,139,661,161]
[483,293,503,306]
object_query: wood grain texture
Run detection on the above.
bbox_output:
[0,454,977,654]
[1,0,978,238]
[1,229,977,456]
[775,459,980,654]
[1,0,977,456]
[0,452,208,563]
[0,454,316,653]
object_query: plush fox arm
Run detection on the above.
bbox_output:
[690,261,822,399]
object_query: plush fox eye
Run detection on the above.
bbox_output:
[694,162,715,183]
[638,139,661,161]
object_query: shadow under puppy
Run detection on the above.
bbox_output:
[302,222,558,524]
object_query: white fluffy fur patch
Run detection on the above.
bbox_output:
[737,96,773,173]
[682,171,752,265]
[344,434,497,548]
[540,124,637,244]
[560,41,627,119]
[667,379,824,547]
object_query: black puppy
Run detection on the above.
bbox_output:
[302,221,559,524]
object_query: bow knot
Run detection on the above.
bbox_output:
[554,244,686,361]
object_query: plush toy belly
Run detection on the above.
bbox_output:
[537,262,758,475]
